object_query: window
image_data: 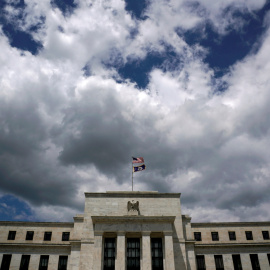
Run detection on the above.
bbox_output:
[58,256,68,270]
[7,231,16,240]
[196,255,206,270]
[26,231,34,240]
[151,238,163,270]
[19,255,30,270]
[245,231,253,240]
[211,232,219,241]
[214,255,224,270]
[229,231,236,240]
[250,254,260,270]
[194,232,202,241]
[262,231,269,240]
[267,254,270,265]
[39,256,49,270]
[1,254,12,270]
[103,238,115,270]
[44,232,52,241]
[62,232,70,241]
[232,255,242,270]
[127,238,140,270]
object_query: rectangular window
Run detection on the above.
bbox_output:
[62,232,70,241]
[232,254,242,270]
[194,232,202,241]
[262,231,269,240]
[211,232,219,241]
[103,238,115,270]
[39,256,49,270]
[19,255,30,270]
[246,231,253,240]
[58,256,68,270]
[1,254,12,270]
[127,238,140,270]
[44,232,52,241]
[250,254,260,270]
[26,231,34,240]
[7,231,16,240]
[151,238,163,270]
[196,255,206,270]
[229,231,236,240]
[214,255,224,270]
[267,254,270,265]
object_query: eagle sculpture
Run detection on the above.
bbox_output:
[127,200,139,211]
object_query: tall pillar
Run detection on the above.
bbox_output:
[93,232,103,270]
[115,231,125,270]
[142,232,151,270]
[164,232,175,270]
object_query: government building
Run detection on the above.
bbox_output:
[0,191,270,270]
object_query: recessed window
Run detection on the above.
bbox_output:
[1,254,12,270]
[103,238,116,270]
[8,231,16,240]
[214,255,224,270]
[151,238,163,270]
[62,232,70,241]
[39,255,49,270]
[194,232,202,241]
[127,238,140,270]
[232,254,242,270]
[196,255,206,270]
[58,256,68,270]
[26,231,34,241]
[211,232,219,241]
[267,254,270,265]
[229,231,236,240]
[44,232,52,241]
[250,254,260,270]
[245,231,253,240]
[20,255,30,270]
[262,231,269,240]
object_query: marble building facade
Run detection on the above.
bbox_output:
[0,191,270,270]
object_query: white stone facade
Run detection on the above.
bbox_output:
[0,191,270,270]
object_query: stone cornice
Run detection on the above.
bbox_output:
[194,242,270,248]
[91,216,176,223]
[85,192,181,198]
[191,221,270,227]
[0,242,71,247]
[0,221,74,227]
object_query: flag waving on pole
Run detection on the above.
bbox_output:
[132,157,144,164]
[133,164,146,172]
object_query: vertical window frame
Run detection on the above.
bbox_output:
[58,256,68,270]
[39,255,49,270]
[229,231,236,241]
[196,255,206,270]
[211,232,219,241]
[19,255,30,270]
[44,232,52,241]
[103,238,116,270]
[232,254,242,270]
[245,231,253,240]
[151,238,164,270]
[7,231,16,240]
[194,232,202,241]
[1,254,12,270]
[62,232,70,241]
[25,231,34,241]
[262,231,269,240]
[249,254,261,270]
[214,255,224,270]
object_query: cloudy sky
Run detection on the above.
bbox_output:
[1,0,270,223]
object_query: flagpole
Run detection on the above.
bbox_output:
[132,160,133,191]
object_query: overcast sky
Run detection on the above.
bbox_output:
[1,0,270,223]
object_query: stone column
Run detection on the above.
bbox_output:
[164,231,175,270]
[258,253,269,270]
[142,232,151,270]
[115,231,125,270]
[93,231,103,270]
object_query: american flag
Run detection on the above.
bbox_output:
[132,157,145,164]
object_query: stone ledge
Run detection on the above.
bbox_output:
[91,216,176,223]
[0,221,74,227]
[85,192,181,198]
[191,221,270,227]
[0,242,71,247]
[194,242,270,247]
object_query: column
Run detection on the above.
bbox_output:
[93,232,103,270]
[240,254,252,270]
[115,231,125,270]
[164,232,175,270]
[223,254,234,270]
[142,232,151,270]
[258,253,269,270]
[204,255,216,270]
